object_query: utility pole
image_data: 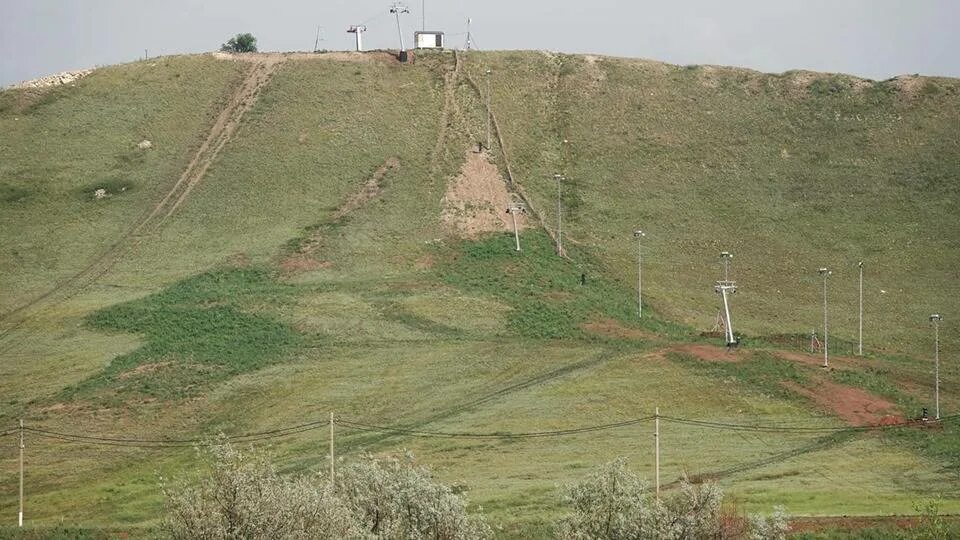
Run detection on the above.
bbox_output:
[654,407,660,499]
[931,314,943,420]
[819,268,831,368]
[18,419,24,528]
[329,412,335,482]
[506,204,525,251]
[421,0,425,31]
[554,174,564,256]
[634,230,645,318]
[858,261,864,356]
[485,69,492,151]
[390,3,410,62]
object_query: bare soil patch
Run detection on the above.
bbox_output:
[782,378,901,426]
[333,157,400,221]
[280,157,398,274]
[891,75,926,100]
[581,319,652,340]
[441,150,525,238]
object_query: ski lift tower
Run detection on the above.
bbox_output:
[714,251,738,346]
[347,25,367,52]
[390,2,411,62]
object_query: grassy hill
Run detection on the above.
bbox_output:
[0,50,958,537]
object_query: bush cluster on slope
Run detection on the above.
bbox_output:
[161,443,491,540]
[555,458,788,540]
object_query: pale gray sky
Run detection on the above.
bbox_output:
[2,0,958,87]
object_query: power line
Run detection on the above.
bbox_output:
[335,416,655,439]
[11,413,953,449]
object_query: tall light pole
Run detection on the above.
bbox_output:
[485,69,492,151]
[819,268,832,368]
[931,314,943,420]
[858,261,864,356]
[634,230,645,318]
[715,252,738,346]
[506,204,525,251]
[389,3,410,62]
[554,173,564,256]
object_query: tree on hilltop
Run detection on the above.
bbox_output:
[221,33,257,53]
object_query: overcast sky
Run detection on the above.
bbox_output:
[2,0,958,87]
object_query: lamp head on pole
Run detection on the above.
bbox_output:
[720,251,732,260]
[818,268,831,277]
[858,261,864,268]
[633,230,645,239]
[931,314,943,322]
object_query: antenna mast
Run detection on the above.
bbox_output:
[465,18,473,51]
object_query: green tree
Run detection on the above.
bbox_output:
[220,33,257,53]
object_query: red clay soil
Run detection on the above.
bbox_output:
[782,378,902,426]
[789,515,957,534]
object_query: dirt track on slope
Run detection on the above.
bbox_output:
[0,58,281,349]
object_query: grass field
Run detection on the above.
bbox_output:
[0,50,958,538]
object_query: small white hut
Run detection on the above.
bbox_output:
[414,31,444,49]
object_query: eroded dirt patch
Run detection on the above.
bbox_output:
[333,157,400,221]
[441,150,526,238]
[280,157,398,273]
[782,378,901,426]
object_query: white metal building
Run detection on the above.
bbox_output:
[414,31,444,49]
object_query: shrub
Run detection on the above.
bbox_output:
[161,444,490,540]
[336,452,491,539]
[556,459,788,540]
[220,33,257,53]
[161,443,356,539]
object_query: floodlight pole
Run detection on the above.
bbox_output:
[329,412,335,482]
[654,407,660,500]
[554,174,564,256]
[634,230,645,318]
[390,3,410,57]
[507,205,524,251]
[18,419,24,527]
[485,69,492,151]
[931,314,943,419]
[819,268,831,368]
[858,261,864,356]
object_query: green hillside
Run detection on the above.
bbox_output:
[0,50,958,537]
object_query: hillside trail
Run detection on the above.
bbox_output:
[455,51,559,252]
[0,57,282,350]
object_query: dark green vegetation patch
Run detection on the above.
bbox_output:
[67,268,302,402]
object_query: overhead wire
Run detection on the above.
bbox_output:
[335,415,655,439]
[10,412,951,448]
